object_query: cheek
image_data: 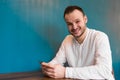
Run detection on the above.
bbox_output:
[67,26,72,30]
[78,22,85,27]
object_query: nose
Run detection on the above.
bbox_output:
[72,23,77,29]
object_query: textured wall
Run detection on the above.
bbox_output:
[105,0,120,79]
[0,0,119,79]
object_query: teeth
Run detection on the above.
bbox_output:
[74,29,78,33]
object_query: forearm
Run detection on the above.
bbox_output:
[65,65,114,79]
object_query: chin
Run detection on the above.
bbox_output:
[73,34,81,38]
[75,35,81,38]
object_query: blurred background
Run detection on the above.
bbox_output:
[0,0,120,79]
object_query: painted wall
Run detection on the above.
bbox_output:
[0,0,120,79]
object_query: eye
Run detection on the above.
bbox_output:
[67,22,72,26]
[76,20,80,24]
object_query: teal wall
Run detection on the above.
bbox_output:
[0,0,120,79]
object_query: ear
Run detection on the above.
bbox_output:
[84,15,88,23]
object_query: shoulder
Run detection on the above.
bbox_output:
[62,35,75,45]
[88,28,109,39]
[63,35,74,42]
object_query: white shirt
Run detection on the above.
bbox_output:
[49,28,114,80]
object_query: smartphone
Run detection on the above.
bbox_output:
[39,61,43,64]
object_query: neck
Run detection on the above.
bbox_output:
[76,28,87,44]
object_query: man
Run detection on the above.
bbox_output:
[41,6,114,79]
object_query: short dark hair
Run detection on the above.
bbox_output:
[63,5,85,18]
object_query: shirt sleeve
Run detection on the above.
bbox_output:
[49,41,66,65]
[65,32,114,79]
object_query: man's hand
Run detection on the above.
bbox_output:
[41,62,65,78]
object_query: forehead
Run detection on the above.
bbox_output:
[65,9,84,22]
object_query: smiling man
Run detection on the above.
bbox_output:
[41,5,114,80]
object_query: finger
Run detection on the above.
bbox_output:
[41,63,50,68]
[47,68,54,73]
[46,71,55,78]
[49,75,55,78]
[41,64,52,69]
[43,69,52,75]
[42,63,54,69]
[41,62,48,66]
[42,68,51,75]
[45,65,54,69]
[43,67,55,73]
[42,65,53,70]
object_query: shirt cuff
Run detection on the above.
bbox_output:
[65,67,73,78]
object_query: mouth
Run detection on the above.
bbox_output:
[72,28,79,34]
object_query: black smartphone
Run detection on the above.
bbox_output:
[39,61,43,64]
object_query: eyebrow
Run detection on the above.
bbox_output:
[66,18,80,23]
